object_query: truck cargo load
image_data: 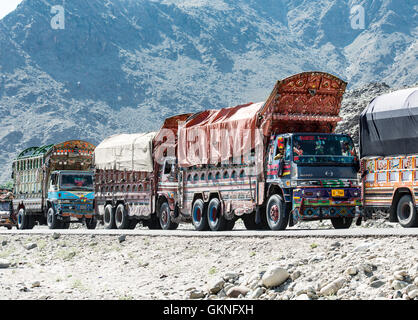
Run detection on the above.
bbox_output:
[94,132,157,172]
[178,72,347,168]
[359,87,418,158]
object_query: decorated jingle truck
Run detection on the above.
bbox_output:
[12,140,96,229]
[93,114,191,230]
[360,87,418,227]
[174,71,362,230]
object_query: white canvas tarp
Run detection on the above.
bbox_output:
[94,132,157,172]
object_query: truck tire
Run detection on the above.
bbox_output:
[17,208,30,230]
[207,198,228,231]
[266,194,289,231]
[396,194,418,228]
[47,207,61,229]
[115,204,130,229]
[159,202,179,230]
[330,217,353,229]
[85,217,98,229]
[103,204,116,229]
[192,199,209,231]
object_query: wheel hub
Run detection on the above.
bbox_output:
[270,205,279,222]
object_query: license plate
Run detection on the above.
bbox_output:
[332,189,345,197]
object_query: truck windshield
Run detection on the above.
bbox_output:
[60,174,93,190]
[292,134,356,165]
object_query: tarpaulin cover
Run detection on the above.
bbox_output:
[94,132,157,172]
[178,102,264,167]
[360,87,418,158]
[178,72,347,167]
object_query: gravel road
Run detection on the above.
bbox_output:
[1,219,417,300]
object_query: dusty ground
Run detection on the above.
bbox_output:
[0,219,417,300]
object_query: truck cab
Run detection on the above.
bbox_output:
[47,170,95,229]
[266,132,361,228]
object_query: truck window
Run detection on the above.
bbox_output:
[292,134,356,165]
[60,174,93,190]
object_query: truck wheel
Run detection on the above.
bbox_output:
[266,194,289,230]
[330,217,353,229]
[85,217,98,229]
[115,204,130,229]
[207,198,228,231]
[396,195,418,228]
[103,204,116,229]
[17,209,28,230]
[47,207,61,229]
[159,202,178,230]
[192,199,209,231]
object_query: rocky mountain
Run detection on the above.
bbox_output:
[0,0,417,183]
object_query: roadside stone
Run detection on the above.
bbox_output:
[187,290,205,299]
[346,267,358,276]
[320,277,346,296]
[226,286,250,298]
[0,258,10,268]
[408,289,418,299]
[118,235,126,243]
[1,239,7,246]
[295,294,311,300]
[370,280,385,288]
[248,287,264,299]
[414,277,418,286]
[291,270,301,280]
[24,243,37,250]
[405,284,417,294]
[391,280,408,290]
[261,266,289,288]
[394,270,408,281]
[361,263,373,274]
[208,278,225,294]
[31,281,41,288]
[353,242,376,252]
[223,272,239,282]
[52,232,60,240]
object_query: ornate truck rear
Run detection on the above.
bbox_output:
[12,140,96,229]
[360,87,418,227]
[176,72,362,231]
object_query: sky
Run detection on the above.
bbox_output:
[0,0,23,19]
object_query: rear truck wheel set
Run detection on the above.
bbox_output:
[191,199,209,231]
[191,198,235,231]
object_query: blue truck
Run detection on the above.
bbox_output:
[11,140,97,229]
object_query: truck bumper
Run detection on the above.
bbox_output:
[292,187,362,221]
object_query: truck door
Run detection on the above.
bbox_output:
[270,136,291,178]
